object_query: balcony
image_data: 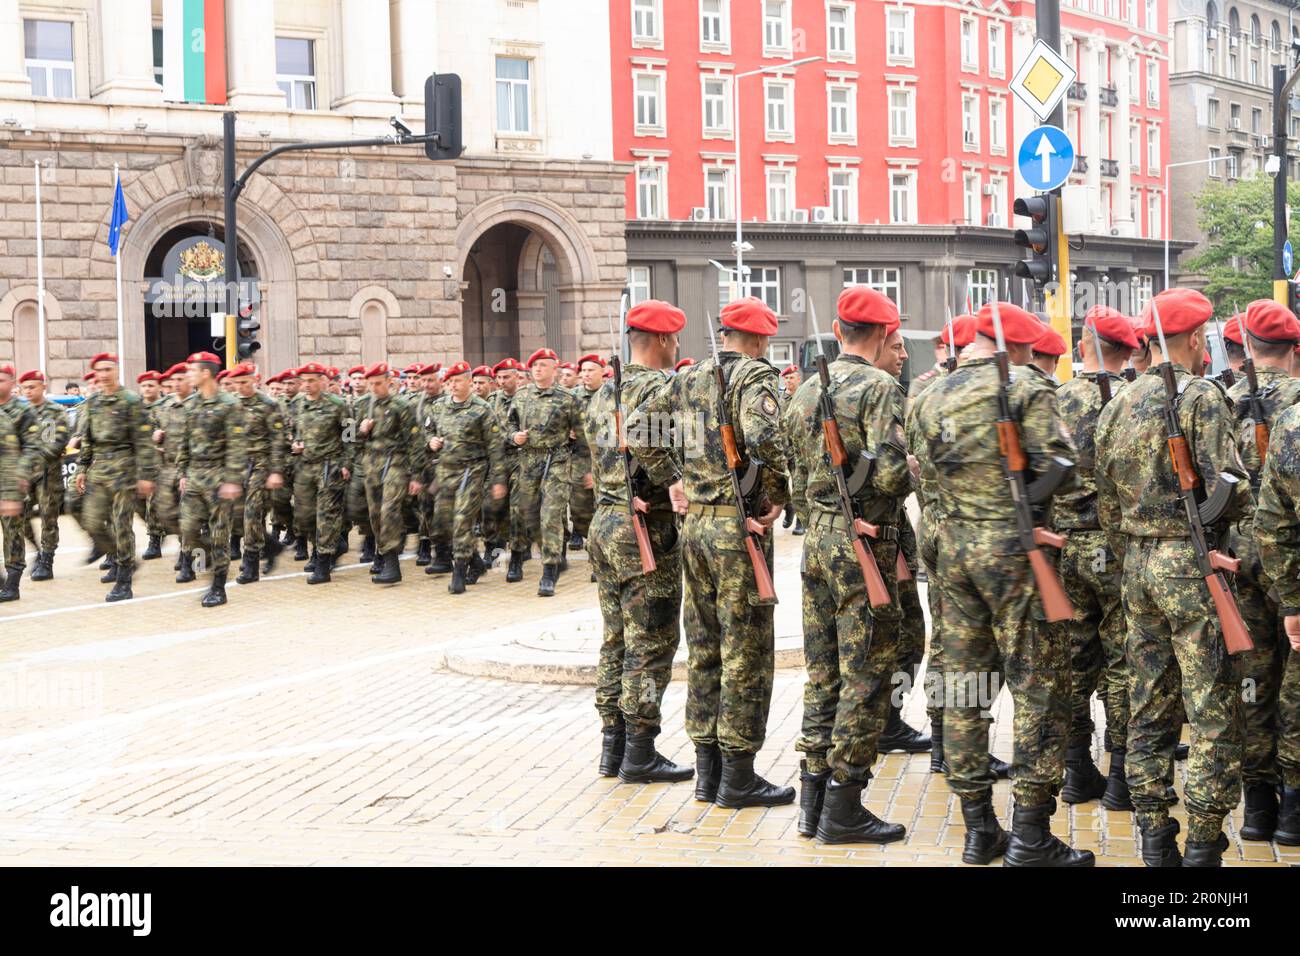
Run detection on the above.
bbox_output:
[1100,158,1119,177]
[1099,86,1119,107]
[1068,82,1088,102]
[1073,154,1088,174]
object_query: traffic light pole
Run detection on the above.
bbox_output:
[1273,64,1300,306]
[1035,0,1073,379]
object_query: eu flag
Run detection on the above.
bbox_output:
[107,174,129,257]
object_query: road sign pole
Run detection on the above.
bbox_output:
[1035,0,1071,377]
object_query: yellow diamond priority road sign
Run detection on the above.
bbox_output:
[1009,39,1077,122]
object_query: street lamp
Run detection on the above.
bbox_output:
[732,55,822,287]
[1164,156,1227,289]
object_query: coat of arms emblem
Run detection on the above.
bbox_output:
[178,241,224,281]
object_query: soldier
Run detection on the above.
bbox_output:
[1221,316,1246,381]
[136,371,166,560]
[155,362,193,575]
[471,366,494,400]
[1096,288,1251,867]
[1224,300,1300,841]
[342,367,371,562]
[0,364,35,600]
[481,358,522,563]
[357,363,428,584]
[588,300,690,783]
[229,364,288,584]
[74,353,158,602]
[558,362,579,390]
[506,348,586,596]
[778,363,807,538]
[411,363,444,567]
[783,287,911,843]
[425,362,506,593]
[1029,326,1068,386]
[291,363,354,584]
[1,406,25,536]
[14,370,69,586]
[627,296,792,809]
[906,332,953,406]
[567,354,604,553]
[915,303,1089,866]
[1052,307,1139,811]
[273,369,305,563]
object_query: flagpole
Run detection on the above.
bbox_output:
[34,161,46,375]
[113,163,124,386]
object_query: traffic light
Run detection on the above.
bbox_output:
[1013,194,1056,287]
[423,74,463,161]
[236,305,261,361]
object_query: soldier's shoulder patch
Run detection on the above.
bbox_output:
[761,395,778,416]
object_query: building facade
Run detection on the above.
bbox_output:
[613,0,1178,364]
[0,0,628,383]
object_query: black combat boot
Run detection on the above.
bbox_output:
[816,778,906,845]
[618,732,694,784]
[201,571,227,608]
[694,744,722,802]
[558,552,568,574]
[1182,831,1228,867]
[100,558,118,584]
[427,544,453,575]
[598,725,626,777]
[792,519,805,535]
[106,563,133,603]
[1240,782,1279,841]
[797,762,831,837]
[505,550,524,583]
[293,535,308,561]
[715,753,796,809]
[306,553,333,585]
[415,539,432,566]
[373,551,401,585]
[961,795,1010,865]
[537,563,558,597]
[173,549,183,571]
[1101,750,1134,811]
[30,552,52,582]
[0,566,21,602]
[369,549,385,575]
[877,701,932,753]
[1139,820,1182,867]
[466,551,486,585]
[359,535,376,564]
[989,754,1012,779]
[930,720,947,773]
[230,536,241,562]
[84,545,106,566]
[304,549,318,574]
[336,531,349,556]
[262,541,279,575]
[236,550,260,585]
[1275,787,1300,845]
[1061,744,1108,804]
[141,534,162,560]
[99,554,113,570]
[568,531,584,551]
[1003,801,1095,867]
[448,560,467,595]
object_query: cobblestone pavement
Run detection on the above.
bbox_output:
[0,517,1292,867]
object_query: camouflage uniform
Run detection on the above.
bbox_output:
[0,412,19,503]
[628,354,788,756]
[783,354,910,781]
[292,394,354,557]
[362,392,428,555]
[412,390,443,549]
[77,388,159,569]
[586,366,683,733]
[21,398,69,555]
[237,391,289,555]
[344,394,372,543]
[0,397,36,570]
[176,389,247,576]
[913,357,1076,807]
[906,364,942,409]
[1095,365,1251,843]
[272,392,302,537]
[567,385,599,541]
[427,395,505,560]
[481,388,517,552]
[508,384,582,564]
[154,392,193,539]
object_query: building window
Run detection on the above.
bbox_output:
[1145,0,1156,30]
[768,342,794,368]
[963,173,981,225]
[766,168,794,222]
[705,167,733,219]
[764,79,793,139]
[962,93,980,150]
[634,71,664,134]
[743,267,781,313]
[1100,184,1113,231]
[24,19,74,98]
[152,27,163,87]
[828,84,855,142]
[888,87,914,144]
[960,17,978,70]
[967,268,998,310]
[628,266,652,305]
[1252,107,1262,134]
[827,3,854,60]
[1250,59,1259,85]
[829,169,858,223]
[1129,120,1140,169]
[1132,273,1153,310]
[633,0,662,45]
[763,0,791,54]
[1129,55,1139,103]
[887,7,913,63]
[1146,194,1161,239]
[702,75,731,134]
[889,170,917,224]
[1208,146,1222,177]
[1146,124,1159,173]
[1100,113,1112,161]
[1226,149,1241,179]
[989,98,1005,153]
[276,37,317,110]
[635,163,666,219]
[988,23,1005,77]
[1207,98,1219,128]
[843,267,901,304]
[1230,102,1242,129]
[700,0,729,48]
[1145,60,1159,106]
[987,176,1006,227]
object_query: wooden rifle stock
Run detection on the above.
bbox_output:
[1206,571,1253,654]
[823,418,848,467]
[896,551,912,582]
[1255,423,1270,466]
[1027,548,1074,622]
[720,422,741,470]
[745,534,776,602]
[996,420,1027,471]
[631,510,657,574]
[1166,435,1201,492]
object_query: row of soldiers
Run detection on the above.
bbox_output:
[584,286,1298,867]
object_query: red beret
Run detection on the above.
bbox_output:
[472,365,493,378]
[1141,288,1213,339]
[558,361,576,371]
[1084,306,1139,351]
[359,363,385,379]
[134,370,160,384]
[491,359,515,375]
[186,351,222,366]
[228,364,257,378]
[577,353,606,370]
[603,367,614,378]
[346,364,365,376]
[1245,298,1300,344]
[265,372,283,385]
[281,368,300,379]
[297,362,329,376]
[326,366,340,378]
[89,352,118,368]
[419,363,442,376]
[941,315,977,348]
[975,302,1045,345]
[1032,326,1068,357]
[627,299,687,334]
[674,358,695,372]
[403,363,422,374]
[82,371,96,382]
[443,361,472,380]
[837,286,899,327]
[720,297,779,336]
[781,364,799,376]
[19,369,46,384]
[1223,314,1245,345]
[1203,350,1212,368]
[214,370,230,382]
[0,364,14,378]
[526,348,558,369]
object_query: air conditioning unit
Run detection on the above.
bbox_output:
[1230,35,1239,49]
[691,207,709,221]
[986,214,1004,227]
[811,206,832,223]
[792,208,809,223]
[982,183,997,195]
[1208,26,1218,40]
[1231,117,1242,129]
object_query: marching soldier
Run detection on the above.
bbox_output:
[587,300,690,784]
[0,407,24,537]
[343,367,371,562]
[229,364,288,584]
[482,358,522,562]
[0,364,35,601]
[137,371,166,560]
[471,366,494,400]
[358,363,428,584]
[567,354,604,552]
[1096,288,1251,867]
[273,369,306,563]
[1029,326,1067,387]
[412,363,443,567]
[425,361,506,594]
[74,353,158,602]
[156,362,193,576]
[627,296,792,809]
[291,362,355,585]
[15,370,69,585]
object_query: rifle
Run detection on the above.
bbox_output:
[1236,312,1269,472]
[944,308,958,374]
[1214,315,1236,388]
[1086,320,1112,406]
[807,299,891,607]
[611,299,656,574]
[1123,364,1137,383]
[706,315,777,603]
[1148,298,1253,654]
[987,301,1075,622]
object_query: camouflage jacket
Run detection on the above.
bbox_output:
[293,393,354,468]
[1051,371,1126,531]
[905,376,942,516]
[783,353,910,523]
[913,356,1074,523]
[345,393,371,475]
[0,411,19,499]
[570,386,600,465]
[906,365,943,409]
[509,384,581,459]
[584,364,675,512]
[427,394,506,485]
[175,389,248,486]
[361,393,428,474]
[24,398,70,473]
[628,351,788,510]
[143,397,166,429]
[1095,365,1250,542]
[239,391,289,474]
[0,397,37,480]
[77,387,160,482]
[1255,404,1300,613]
[414,391,444,433]
[156,392,195,466]
[1226,364,1300,487]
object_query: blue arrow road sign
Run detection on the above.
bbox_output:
[1284,239,1293,276]
[1017,125,1075,193]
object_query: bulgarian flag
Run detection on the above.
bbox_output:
[162,0,227,104]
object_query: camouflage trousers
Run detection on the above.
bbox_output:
[919,509,946,726]
[431,459,488,561]
[1234,573,1286,787]
[568,455,594,539]
[414,481,435,542]
[681,509,776,756]
[1279,644,1300,789]
[1121,537,1244,842]
[153,464,182,537]
[894,519,925,678]
[1058,529,1129,752]
[0,514,23,570]
[478,464,512,550]
[797,514,901,782]
[345,464,372,538]
[364,456,411,555]
[239,459,272,553]
[26,461,64,552]
[81,459,143,570]
[938,520,1069,807]
[590,505,683,733]
[292,459,348,557]
[180,467,237,576]
[510,449,569,563]
[270,461,294,534]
